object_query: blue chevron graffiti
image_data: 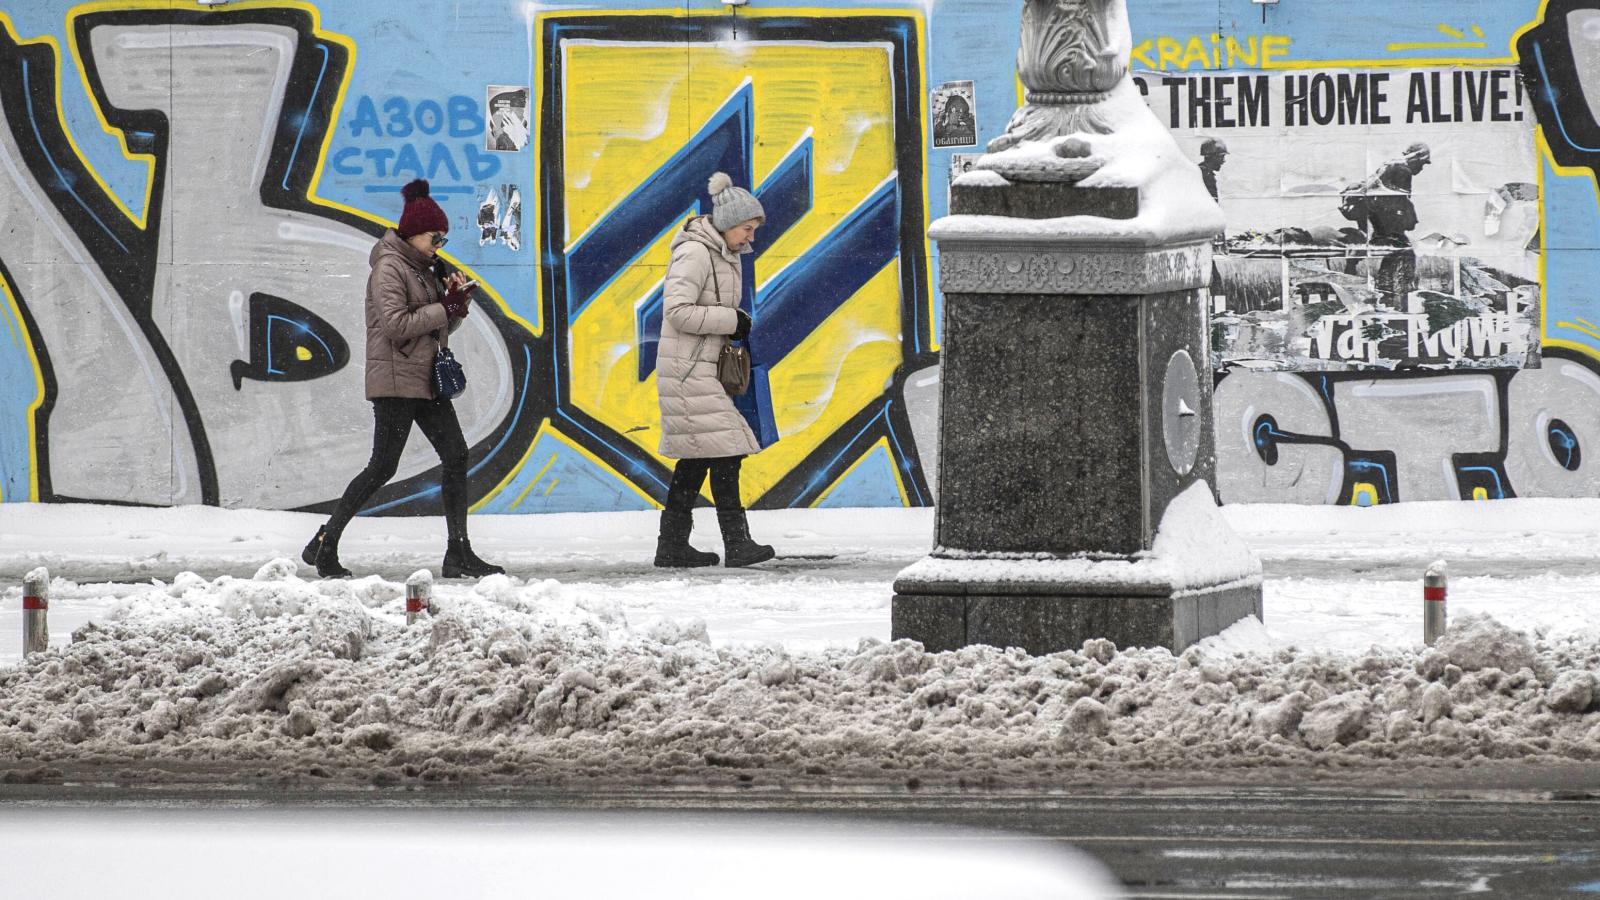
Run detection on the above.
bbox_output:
[556,81,898,384]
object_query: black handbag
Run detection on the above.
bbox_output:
[432,340,466,401]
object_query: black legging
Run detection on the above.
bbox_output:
[325,398,469,543]
[665,456,744,513]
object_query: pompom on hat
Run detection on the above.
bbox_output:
[707,172,765,232]
[397,178,449,239]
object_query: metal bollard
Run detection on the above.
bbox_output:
[23,566,49,656]
[405,570,432,626]
[1423,560,1447,646]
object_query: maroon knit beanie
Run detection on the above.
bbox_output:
[396,179,449,239]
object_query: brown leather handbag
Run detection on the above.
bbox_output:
[717,342,751,396]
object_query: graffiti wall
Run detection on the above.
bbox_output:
[0,0,1596,514]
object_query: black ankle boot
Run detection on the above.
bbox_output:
[302,525,352,578]
[301,526,327,568]
[443,538,505,579]
[654,509,719,568]
[716,509,774,568]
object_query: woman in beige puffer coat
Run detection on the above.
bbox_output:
[653,173,775,569]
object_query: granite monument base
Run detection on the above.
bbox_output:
[892,578,1263,656]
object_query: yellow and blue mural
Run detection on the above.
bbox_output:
[0,0,1597,513]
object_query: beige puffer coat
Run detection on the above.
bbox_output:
[655,216,761,460]
[363,229,462,400]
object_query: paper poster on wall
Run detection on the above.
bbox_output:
[485,85,530,152]
[476,184,522,251]
[1138,66,1540,372]
[948,152,983,204]
[931,80,977,148]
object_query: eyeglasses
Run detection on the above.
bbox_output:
[430,232,449,248]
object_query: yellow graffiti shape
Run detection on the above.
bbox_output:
[563,40,903,505]
[1387,23,1488,53]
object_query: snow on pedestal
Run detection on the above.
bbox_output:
[932,98,1225,248]
[898,483,1260,594]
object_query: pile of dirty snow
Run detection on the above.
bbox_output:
[0,561,1596,787]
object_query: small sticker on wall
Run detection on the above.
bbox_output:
[477,184,522,251]
[948,152,983,204]
[931,80,977,148]
[485,85,530,152]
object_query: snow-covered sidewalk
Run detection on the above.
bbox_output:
[0,500,1596,786]
[3,499,1598,662]
[5,499,1600,583]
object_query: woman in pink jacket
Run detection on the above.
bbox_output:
[301,180,503,580]
[652,173,775,568]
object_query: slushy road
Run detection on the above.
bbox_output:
[6,771,1598,898]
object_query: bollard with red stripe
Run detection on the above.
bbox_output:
[23,566,49,657]
[405,570,433,626]
[1423,560,1447,646]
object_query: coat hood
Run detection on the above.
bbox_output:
[670,215,751,262]
[371,228,435,272]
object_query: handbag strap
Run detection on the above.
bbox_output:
[703,243,740,344]
[703,243,721,305]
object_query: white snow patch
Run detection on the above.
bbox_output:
[929,81,1224,247]
[952,169,1010,188]
[900,483,1260,593]
[1431,613,1538,674]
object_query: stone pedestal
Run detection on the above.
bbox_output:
[891,176,1263,655]
[891,0,1261,655]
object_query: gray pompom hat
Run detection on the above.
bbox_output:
[707,171,765,232]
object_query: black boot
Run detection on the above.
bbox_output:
[300,526,326,568]
[654,509,719,568]
[443,538,505,579]
[302,525,352,578]
[717,509,774,568]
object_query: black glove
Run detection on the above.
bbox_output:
[732,308,752,341]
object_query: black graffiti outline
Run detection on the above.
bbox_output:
[1217,351,1600,503]
[0,18,209,503]
[1520,0,1600,181]
[0,6,545,514]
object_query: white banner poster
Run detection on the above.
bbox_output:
[1137,67,1541,372]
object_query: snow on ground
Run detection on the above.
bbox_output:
[0,500,1596,785]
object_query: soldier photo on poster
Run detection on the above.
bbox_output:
[1139,66,1540,372]
[485,85,530,152]
[931,80,978,148]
